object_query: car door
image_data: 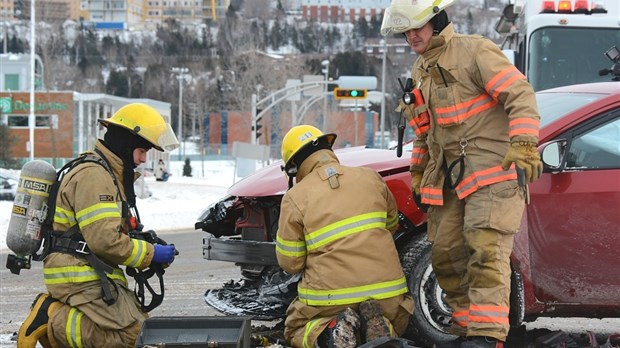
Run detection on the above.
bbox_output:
[527,108,620,306]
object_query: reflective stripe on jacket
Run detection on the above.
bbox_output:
[276,149,406,307]
[44,141,154,296]
[409,23,540,205]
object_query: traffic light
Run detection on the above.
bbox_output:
[333,88,368,99]
[252,110,263,140]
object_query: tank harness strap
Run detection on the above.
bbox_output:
[49,227,118,305]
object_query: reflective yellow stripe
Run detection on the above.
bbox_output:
[386,214,398,230]
[298,276,408,306]
[123,239,148,268]
[305,212,387,251]
[76,202,121,228]
[66,307,83,348]
[276,235,307,257]
[414,0,444,20]
[303,318,324,348]
[55,206,77,225]
[44,265,127,285]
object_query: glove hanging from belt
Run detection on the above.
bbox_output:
[501,141,543,186]
[410,170,429,213]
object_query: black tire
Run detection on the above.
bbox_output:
[399,233,456,347]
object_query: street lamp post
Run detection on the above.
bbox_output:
[321,59,329,131]
[172,67,190,160]
[380,39,387,149]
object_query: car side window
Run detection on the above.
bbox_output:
[565,117,620,170]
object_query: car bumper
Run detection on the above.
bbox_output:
[202,236,278,266]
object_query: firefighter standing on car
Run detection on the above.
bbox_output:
[17,103,179,348]
[275,125,414,348]
[381,1,543,347]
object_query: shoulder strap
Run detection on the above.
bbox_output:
[33,153,116,262]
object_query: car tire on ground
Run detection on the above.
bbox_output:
[399,233,456,347]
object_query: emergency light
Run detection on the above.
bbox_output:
[540,0,607,14]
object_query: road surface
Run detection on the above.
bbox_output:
[1,229,618,347]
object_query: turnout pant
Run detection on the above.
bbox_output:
[426,181,525,341]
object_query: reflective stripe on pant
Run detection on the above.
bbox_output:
[428,182,524,341]
[48,304,143,348]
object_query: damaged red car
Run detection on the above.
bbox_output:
[195,81,620,347]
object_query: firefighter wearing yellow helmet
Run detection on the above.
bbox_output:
[276,125,414,348]
[382,0,542,347]
[17,103,179,347]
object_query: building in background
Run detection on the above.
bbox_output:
[0,52,172,165]
[0,53,44,91]
[301,0,390,23]
[12,0,81,22]
[202,0,231,25]
[0,0,15,20]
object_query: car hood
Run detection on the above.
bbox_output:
[229,146,411,197]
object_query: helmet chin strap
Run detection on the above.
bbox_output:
[282,166,297,190]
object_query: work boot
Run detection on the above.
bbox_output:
[318,307,361,348]
[432,336,466,348]
[461,336,504,348]
[17,293,61,348]
[359,299,392,343]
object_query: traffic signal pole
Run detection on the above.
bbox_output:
[250,77,377,145]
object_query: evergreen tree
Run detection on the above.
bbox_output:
[183,158,193,177]
[106,69,129,97]
[270,19,284,50]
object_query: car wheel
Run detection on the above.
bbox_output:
[399,233,456,347]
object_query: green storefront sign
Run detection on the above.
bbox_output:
[13,100,68,112]
[0,97,12,113]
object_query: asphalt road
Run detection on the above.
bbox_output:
[1,229,618,347]
[0,229,241,346]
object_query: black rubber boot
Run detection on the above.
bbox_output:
[461,336,504,348]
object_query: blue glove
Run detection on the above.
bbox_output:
[152,244,176,264]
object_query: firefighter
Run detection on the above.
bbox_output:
[276,125,414,348]
[17,103,179,348]
[381,1,543,347]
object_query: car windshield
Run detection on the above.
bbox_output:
[528,27,620,91]
[535,92,607,127]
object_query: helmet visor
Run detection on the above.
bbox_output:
[138,123,180,152]
[380,0,454,36]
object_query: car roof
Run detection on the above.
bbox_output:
[537,82,620,95]
[538,82,620,141]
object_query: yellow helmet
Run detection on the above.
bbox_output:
[281,125,336,170]
[98,103,179,152]
[380,0,456,36]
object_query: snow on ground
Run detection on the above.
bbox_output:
[0,159,250,251]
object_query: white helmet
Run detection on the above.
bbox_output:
[381,0,456,36]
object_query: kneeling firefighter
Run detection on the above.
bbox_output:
[16,103,179,348]
[276,125,415,348]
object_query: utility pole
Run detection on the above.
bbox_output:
[172,67,190,160]
[28,0,35,161]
